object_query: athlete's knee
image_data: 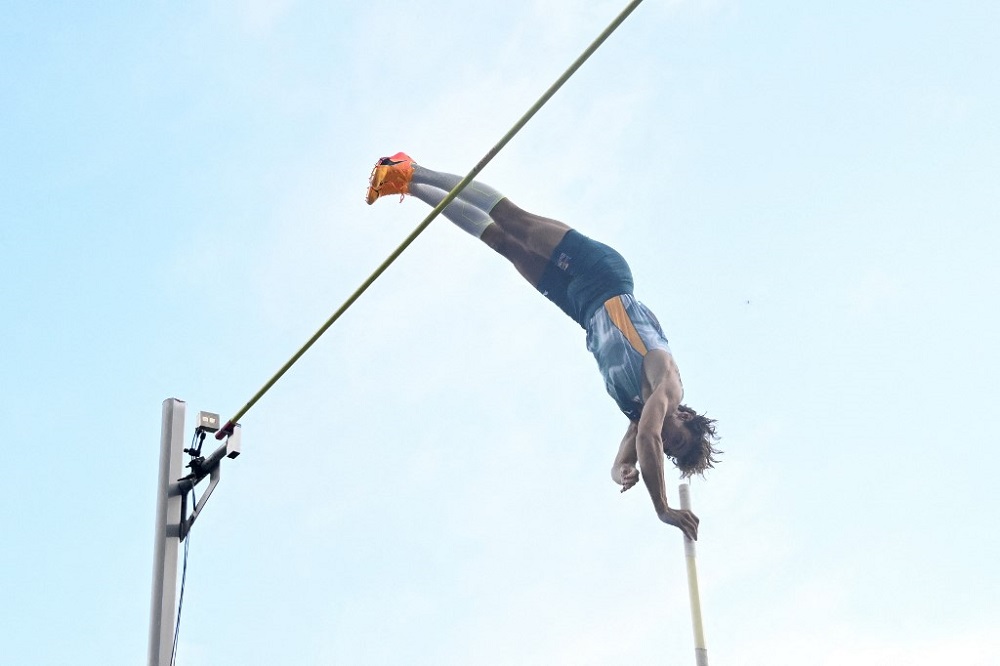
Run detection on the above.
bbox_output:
[480,223,510,254]
[488,197,529,225]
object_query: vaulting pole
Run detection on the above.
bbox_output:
[679,483,708,666]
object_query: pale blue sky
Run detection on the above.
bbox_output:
[2,1,999,664]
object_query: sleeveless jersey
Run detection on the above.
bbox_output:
[585,294,671,421]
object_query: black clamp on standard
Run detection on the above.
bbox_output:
[172,411,241,541]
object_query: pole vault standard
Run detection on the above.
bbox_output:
[213,0,649,441]
[148,399,185,666]
[148,399,240,666]
[679,483,708,666]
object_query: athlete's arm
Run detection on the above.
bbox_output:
[637,382,700,540]
[635,384,670,514]
[611,421,640,492]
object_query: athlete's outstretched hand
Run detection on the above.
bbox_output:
[615,464,640,493]
[658,507,700,541]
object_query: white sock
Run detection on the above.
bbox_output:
[408,182,493,238]
[411,165,506,215]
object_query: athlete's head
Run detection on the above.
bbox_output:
[662,404,721,478]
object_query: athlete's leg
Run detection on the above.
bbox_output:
[408,182,549,285]
[406,182,493,238]
[368,155,573,286]
[489,198,571,260]
[411,166,571,261]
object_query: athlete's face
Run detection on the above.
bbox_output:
[662,410,695,460]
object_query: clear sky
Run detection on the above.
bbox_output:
[2,1,999,664]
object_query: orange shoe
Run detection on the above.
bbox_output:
[365,152,415,204]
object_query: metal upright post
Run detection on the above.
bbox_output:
[148,398,186,666]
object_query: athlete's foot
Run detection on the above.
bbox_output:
[365,152,415,204]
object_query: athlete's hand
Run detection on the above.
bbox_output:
[615,464,639,492]
[658,507,700,541]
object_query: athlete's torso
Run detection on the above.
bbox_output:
[585,294,672,421]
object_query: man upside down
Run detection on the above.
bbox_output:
[366,153,720,541]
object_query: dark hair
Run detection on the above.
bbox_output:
[669,404,721,478]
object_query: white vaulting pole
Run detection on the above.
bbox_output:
[679,483,708,666]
